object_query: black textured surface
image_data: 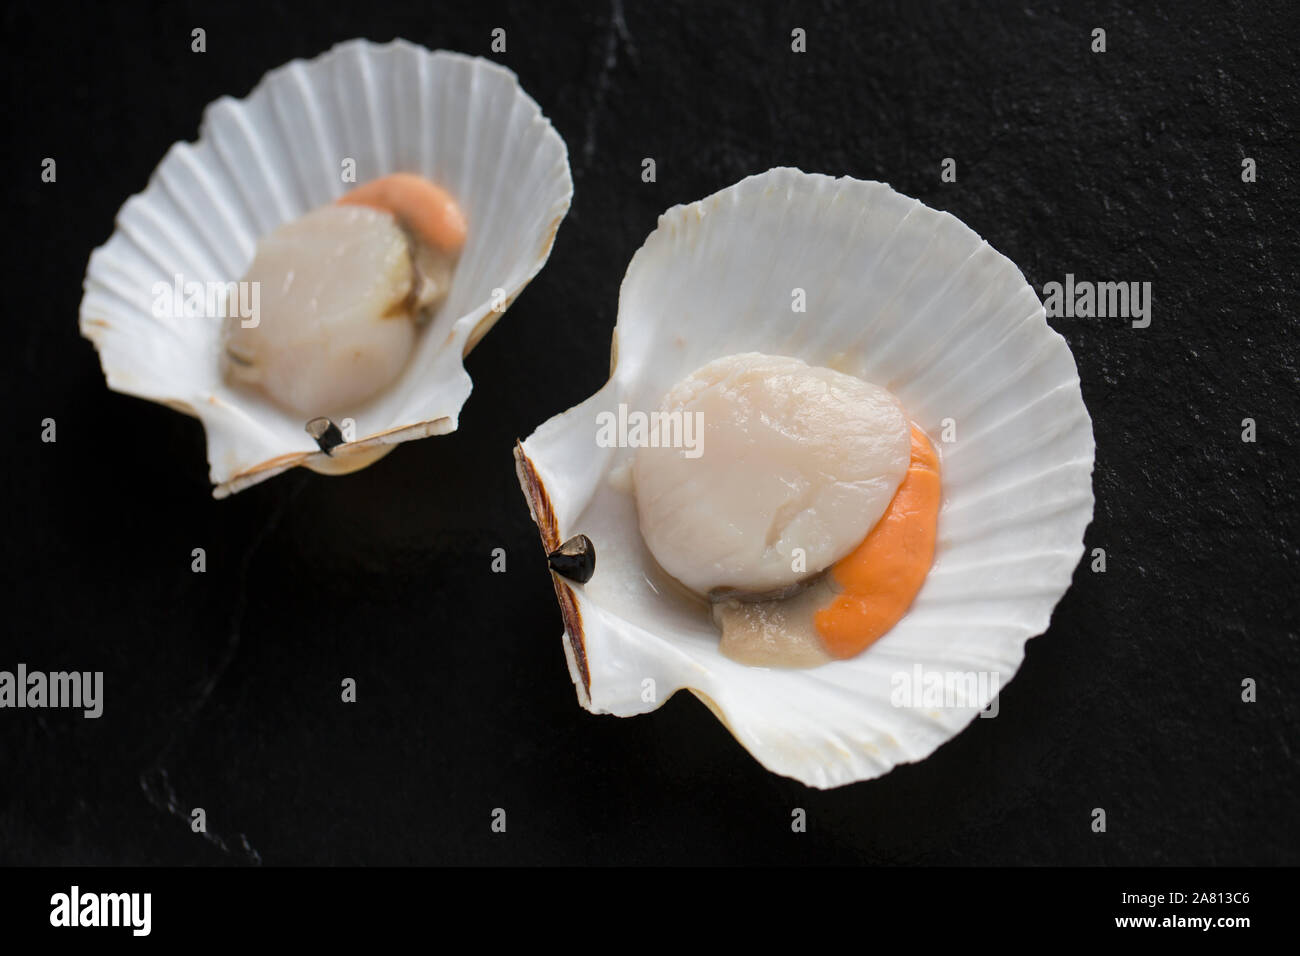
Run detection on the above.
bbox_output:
[2,0,1297,865]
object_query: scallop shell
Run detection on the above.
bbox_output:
[81,39,572,497]
[515,168,1095,789]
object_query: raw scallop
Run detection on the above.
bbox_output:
[632,353,910,596]
[223,205,418,417]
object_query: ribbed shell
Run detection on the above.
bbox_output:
[81,39,572,496]
[516,168,1094,789]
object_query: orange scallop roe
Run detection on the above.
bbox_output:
[814,425,940,659]
[337,172,468,254]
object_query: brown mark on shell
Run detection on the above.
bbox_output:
[513,440,590,695]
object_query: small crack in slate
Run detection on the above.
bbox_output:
[578,0,638,180]
[137,474,307,865]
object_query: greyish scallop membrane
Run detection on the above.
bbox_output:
[81,39,572,497]
[516,168,1094,789]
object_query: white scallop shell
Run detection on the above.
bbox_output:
[81,39,572,497]
[515,168,1095,789]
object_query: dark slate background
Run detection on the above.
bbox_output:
[1,0,1296,866]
